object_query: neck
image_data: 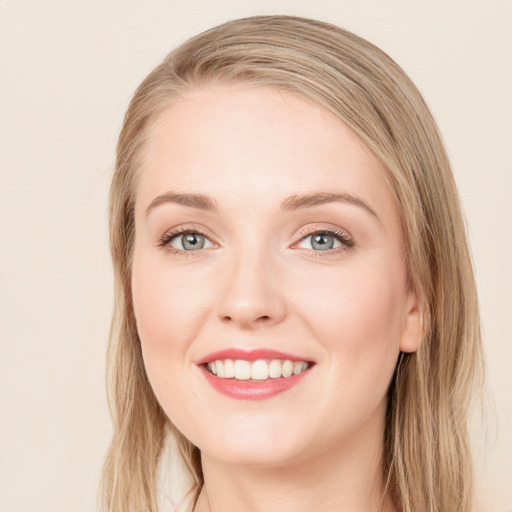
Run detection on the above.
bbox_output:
[193,408,396,512]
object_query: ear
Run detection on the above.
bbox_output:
[399,291,422,353]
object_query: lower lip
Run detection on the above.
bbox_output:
[199,366,310,400]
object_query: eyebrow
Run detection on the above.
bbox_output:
[281,192,378,219]
[146,192,218,215]
[145,190,378,220]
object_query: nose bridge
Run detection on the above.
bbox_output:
[217,239,287,328]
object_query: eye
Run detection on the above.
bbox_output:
[297,233,340,251]
[295,228,354,252]
[160,228,214,252]
[172,233,212,251]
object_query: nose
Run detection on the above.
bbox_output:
[216,249,287,329]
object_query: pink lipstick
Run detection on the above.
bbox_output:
[197,348,313,400]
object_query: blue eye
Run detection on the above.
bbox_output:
[172,233,213,251]
[296,229,354,252]
[160,230,214,251]
[298,233,342,251]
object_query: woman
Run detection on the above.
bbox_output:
[100,15,483,512]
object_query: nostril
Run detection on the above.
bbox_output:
[221,313,272,325]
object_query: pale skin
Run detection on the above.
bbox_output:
[131,84,421,512]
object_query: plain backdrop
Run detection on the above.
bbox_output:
[1,1,511,511]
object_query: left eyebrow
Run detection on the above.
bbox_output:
[281,192,379,220]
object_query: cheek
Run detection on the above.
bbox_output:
[130,251,213,428]
[294,257,405,382]
[131,251,212,364]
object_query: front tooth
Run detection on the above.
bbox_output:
[251,360,269,380]
[216,360,225,378]
[293,361,303,375]
[223,359,235,378]
[268,359,282,378]
[282,360,293,378]
[234,360,251,380]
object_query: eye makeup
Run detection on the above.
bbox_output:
[157,222,355,258]
[293,224,354,250]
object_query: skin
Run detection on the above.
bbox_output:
[131,84,421,512]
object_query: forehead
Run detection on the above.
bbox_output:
[136,84,395,218]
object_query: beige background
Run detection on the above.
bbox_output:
[1,1,511,511]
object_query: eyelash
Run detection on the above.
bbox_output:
[295,225,354,254]
[158,225,354,256]
[158,226,210,255]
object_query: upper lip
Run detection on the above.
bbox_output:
[196,348,313,365]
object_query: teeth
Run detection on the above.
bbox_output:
[251,360,269,380]
[224,359,235,378]
[268,359,282,378]
[216,360,225,378]
[206,359,310,381]
[293,361,307,375]
[234,360,251,380]
[282,360,293,378]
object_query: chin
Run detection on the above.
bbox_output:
[202,439,304,469]
[186,415,311,468]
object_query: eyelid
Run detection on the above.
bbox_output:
[157,223,354,255]
[292,224,354,251]
[158,224,218,253]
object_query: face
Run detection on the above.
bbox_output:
[132,84,420,468]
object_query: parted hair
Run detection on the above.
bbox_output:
[100,15,483,512]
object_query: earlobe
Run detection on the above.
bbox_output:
[399,292,423,353]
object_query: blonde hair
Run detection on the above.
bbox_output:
[101,15,483,512]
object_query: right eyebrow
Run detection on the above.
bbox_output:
[145,192,218,215]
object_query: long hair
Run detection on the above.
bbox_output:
[100,15,483,512]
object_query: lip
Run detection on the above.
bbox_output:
[196,348,312,365]
[196,348,314,401]
[199,365,311,400]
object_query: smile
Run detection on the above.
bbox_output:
[197,349,314,400]
[206,359,310,381]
